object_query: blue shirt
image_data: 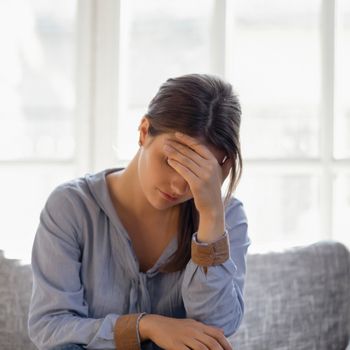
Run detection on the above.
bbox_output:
[28,168,251,350]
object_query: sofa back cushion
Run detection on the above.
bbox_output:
[0,251,36,350]
[232,241,350,350]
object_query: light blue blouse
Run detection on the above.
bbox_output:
[28,168,251,350]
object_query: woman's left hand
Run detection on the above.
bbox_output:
[163,132,232,216]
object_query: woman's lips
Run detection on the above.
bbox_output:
[158,189,178,201]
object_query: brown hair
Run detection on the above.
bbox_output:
[145,74,243,273]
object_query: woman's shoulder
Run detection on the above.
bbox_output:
[47,175,92,206]
[224,196,248,226]
[224,196,246,213]
[44,169,110,214]
[224,196,250,246]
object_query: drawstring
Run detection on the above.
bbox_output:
[128,275,151,314]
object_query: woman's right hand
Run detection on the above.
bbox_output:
[139,314,233,350]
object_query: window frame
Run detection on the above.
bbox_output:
[78,0,350,246]
[2,0,346,249]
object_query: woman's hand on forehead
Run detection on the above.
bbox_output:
[165,132,227,165]
[162,131,232,215]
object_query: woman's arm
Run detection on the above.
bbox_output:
[28,186,143,350]
[135,200,247,349]
[163,132,250,336]
[181,198,250,336]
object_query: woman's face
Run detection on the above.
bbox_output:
[137,118,226,211]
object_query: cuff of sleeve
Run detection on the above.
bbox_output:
[114,313,146,350]
[191,230,230,274]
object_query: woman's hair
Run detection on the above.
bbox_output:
[145,73,242,273]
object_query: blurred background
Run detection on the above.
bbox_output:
[0,0,349,264]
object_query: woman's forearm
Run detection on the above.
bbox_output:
[197,209,225,243]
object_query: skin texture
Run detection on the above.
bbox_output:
[107,117,233,349]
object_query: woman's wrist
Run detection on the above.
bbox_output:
[138,314,162,342]
[197,211,225,243]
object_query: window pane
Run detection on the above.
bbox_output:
[333,174,350,249]
[115,0,215,160]
[233,0,321,159]
[235,172,320,252]
[334,0,350,159]
[0,165,75,264]
[0,1,76,160]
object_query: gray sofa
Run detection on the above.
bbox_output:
[231,241,350,350]
[1,241,349,350]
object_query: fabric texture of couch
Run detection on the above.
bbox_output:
[231,241,350,350]
[0,241,349,350]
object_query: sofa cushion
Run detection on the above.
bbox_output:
[232,241,350,350]
[1,241,349,350]
[0,251,36,350]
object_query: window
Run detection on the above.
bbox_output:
[0,1,76,160]
[1,0,349,263]
[231,0,324,251]
[233,0,350,251]
[113,0,350,252]
[334,0,350,158]
[333,0,350,242]
[232,0,321,159]
[114,0,216,161]
[0,1,77,263]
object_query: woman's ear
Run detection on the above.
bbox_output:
[138,117,150,145]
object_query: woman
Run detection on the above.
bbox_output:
[28,74,251,350]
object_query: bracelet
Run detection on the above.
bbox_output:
[136,312,147,345]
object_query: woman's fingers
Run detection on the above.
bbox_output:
[185,328,232,350]
[186,337,211,350]
[175,132,213,160]
[164,142,204,187]
[202,326,233,350]
[166,158,198,184]
[163,138,219,181]
[163,133,232,214]
[189,333,223,350]
[164,142,202,176]
[164,140,205,168]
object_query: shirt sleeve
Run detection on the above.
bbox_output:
[28,185,142,350]
[181,198,251,337]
